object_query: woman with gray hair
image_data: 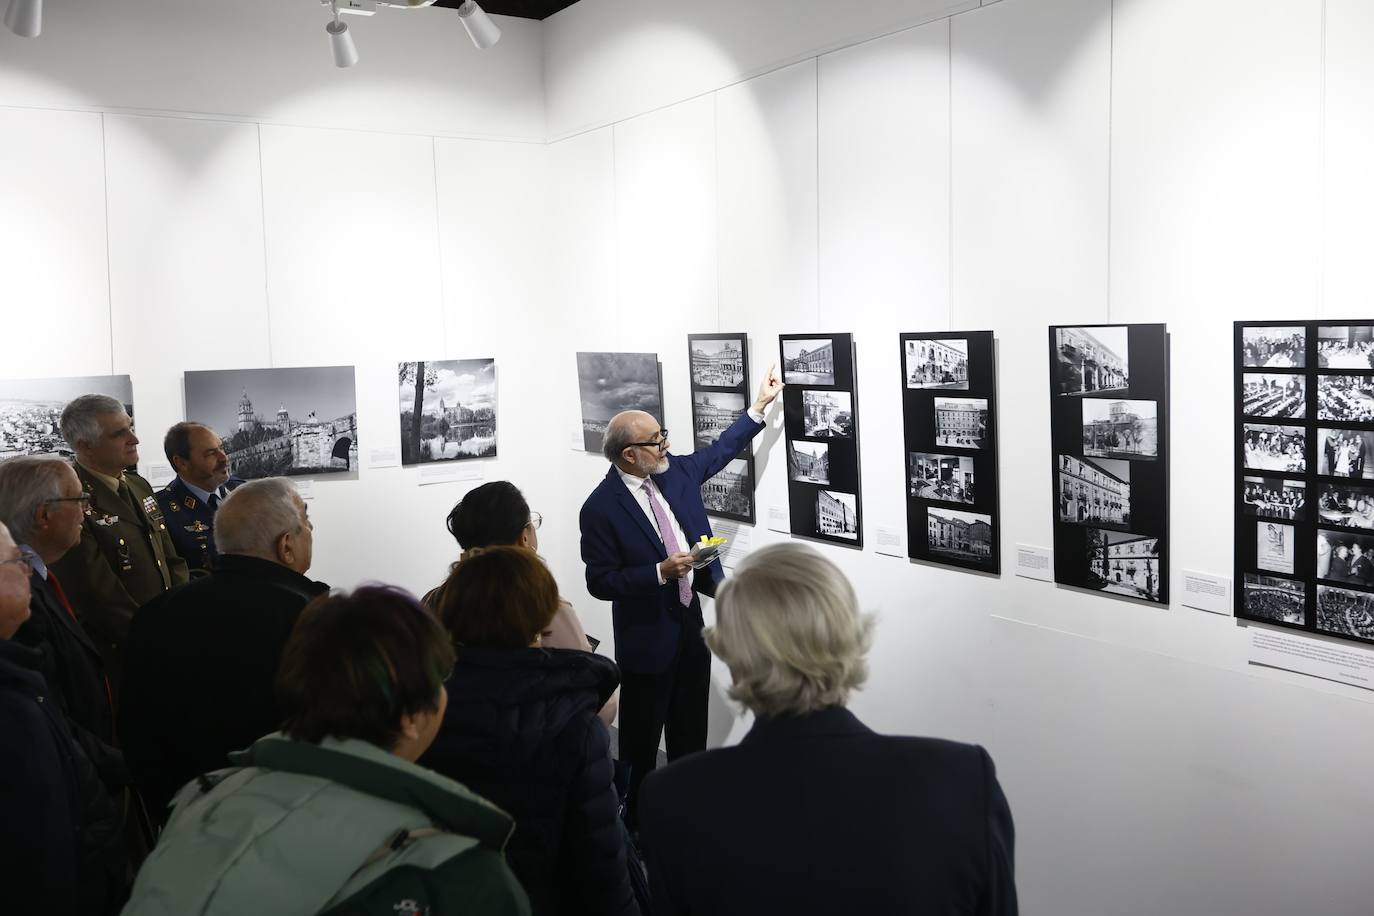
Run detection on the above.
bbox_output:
[638,542,1017,916]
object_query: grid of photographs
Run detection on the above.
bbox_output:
[902,331,999,573]
[1235,321,1374,644]
[1049,324,1169,603]
[781,333,861,547]
[688,334,755,524]
[184,366,359,479]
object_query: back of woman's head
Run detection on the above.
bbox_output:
[277,585,455,749]
[706,542,874,718]
[436,545,559,649]
[446,481,529,549]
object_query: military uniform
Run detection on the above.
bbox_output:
[49,463,190,698]
[155,476,245,573]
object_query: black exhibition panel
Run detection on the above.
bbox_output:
[688,332,755,524]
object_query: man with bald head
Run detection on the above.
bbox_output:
[580,364,783,823]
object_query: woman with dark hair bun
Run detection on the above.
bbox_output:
[422,547,640,916]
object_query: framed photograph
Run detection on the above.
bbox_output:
[1316,584,1374,639]
[1242,326,1305,368]
[781,332,862,547]
[905,338,969,389]
[1317,374,1374,423]
[1242,423,1307,473]
[781,338,836,386]
[1316,428,1374,479]
[1316,326,1374,369]
[576,352,663,454]
[398,359,496,465]
[1081,398,1158,459]
[1242,476,1306,521]
[1054,326,1129,396]
[1317,528,1374,586]
[688,333,755,524]
[1241,373,1305,420]
[0,375,134,459]
[901,330,999,573]
[1050,323,1168,602]
[184,366,358,479]
[926,507,994,569]
[1317,481,1374,530]
[1244,574,1307,625]
[788,440,830,485]
[1257,521,1296,575]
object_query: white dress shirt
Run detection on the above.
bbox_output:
[617,465,695,588]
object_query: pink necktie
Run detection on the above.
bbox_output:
[643,477,692,607]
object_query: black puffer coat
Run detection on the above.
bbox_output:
[421,647,638,916]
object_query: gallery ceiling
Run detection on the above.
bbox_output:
[434,0,584,19]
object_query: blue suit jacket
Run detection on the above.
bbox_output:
[580,412,764,675]
[155,476,245,573]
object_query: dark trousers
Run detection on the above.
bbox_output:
[618,598,710,827]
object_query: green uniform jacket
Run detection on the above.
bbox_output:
[123,734,532,916]
[49,464,189,695]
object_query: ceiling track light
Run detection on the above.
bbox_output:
[455,1,500,50]
[326,1,359,68]
[4,0,42,38]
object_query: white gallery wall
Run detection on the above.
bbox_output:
[3,0,1374,912]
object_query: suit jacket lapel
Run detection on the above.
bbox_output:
[32,573,102,659]
[605,468,666,556]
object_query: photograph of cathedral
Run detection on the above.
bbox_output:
[184,366,358,479]
[0,374,133,459]
[398,359,497,465]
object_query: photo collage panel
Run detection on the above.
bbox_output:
[781,333,862,547]
[901,331,999,573]
[1234,321,1374,644]
[1050,324,1170,603]
[688,333,755,524]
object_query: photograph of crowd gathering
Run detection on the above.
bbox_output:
[1242,326,1305,368]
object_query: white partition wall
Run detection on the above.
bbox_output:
[3,0,1374,912]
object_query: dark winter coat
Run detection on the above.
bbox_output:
[0,639,126,916]
[118,553,329,821]
[420,647,639,916]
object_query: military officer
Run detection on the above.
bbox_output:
[49,394,189,697]
[155,421,244,573]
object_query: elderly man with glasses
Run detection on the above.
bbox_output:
[579,364,783,826]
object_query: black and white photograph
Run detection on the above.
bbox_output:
[905,338,969,389]
[690,338,746,387]
[1243,423,1307,473]
[0,374,133,459]
[782,338,835,385]
[1057,454,1131,529]
[1316,584,1374,641]
[693,392,746,448]
[1054,326,1129,396]
[1256,521,1296,575]
[701,459,752,517]
[1244,574,1307,625]
[788,440,830,484]
[909,452,975,504]
[1081,398,1158,459]
[1318,481,1374,530]
[801,390,853,438]
[1242,326,1305,368]
[1317,374,1374,423]
[1317,428,1374,479]
[1241,373,1305,420]
[816,490,859,540]
[1242,476,1306,521]
[1086,529,1161,602]
[184,366,358,479]
[926,508,993,566]
[933,397,987,449]
[1317,528,1374,585]
[576,352,663,453]
[1317,326,1374,369]
[398,359,496,465]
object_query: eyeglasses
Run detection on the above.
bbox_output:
[625,429,669,451]
[0,556,30,573]
[46,494,92,506]
[528,512,543,530]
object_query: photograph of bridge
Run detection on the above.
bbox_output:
[399,359,496,464]
[184,365,359,479]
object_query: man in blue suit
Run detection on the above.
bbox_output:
[580,364,783,821]
[155,422,245,574]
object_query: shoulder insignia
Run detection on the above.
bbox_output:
[183,496,197,510]
[166,500,179,513]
